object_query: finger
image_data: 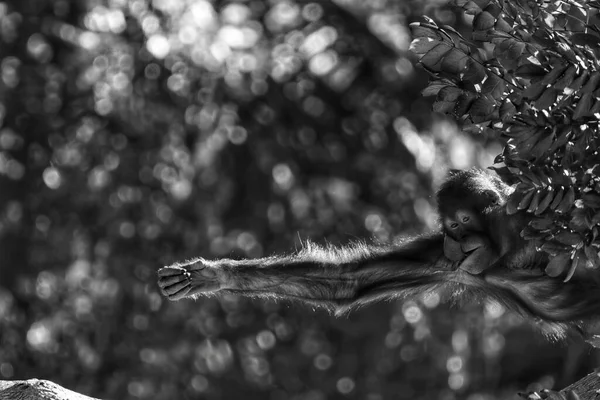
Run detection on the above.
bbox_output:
[159,278,187,295]
[159,275,188,287]
[444,235,465,261]
[164,280,191,296]
[168,285,192,301]
[181,260,207,271]
[459,247,494,275]
[461,235,487,253]
[158,267,185,277]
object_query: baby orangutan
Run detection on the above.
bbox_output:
[158,169,600,340]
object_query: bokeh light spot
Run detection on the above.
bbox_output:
[336,377,355,394]
[228,126,247,144]
[191,375,209,392]
[448,373,465,390]
[314,354,332,370]
[402,303,422,324]
[273,163,294,190]
[146,34,170,59]
[309,51,338,76]
[43,167,62,189]
[446,355,463,373]
[256,330,276,350]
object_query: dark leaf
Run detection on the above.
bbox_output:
[570,208,592,231]
[495,17,512,33]
[529,131,554,161]
[522,82,546,100]
[544,252,571,277]
[521,226,544,240]
[566,69,589,93]
[549,186,565,210]
[410,37,441,57]
[515,64,546,79]
[499,100,516,121]
[513,128,544,155]
[554,230,582,246]
[437,86,463,101]
[540,64,569,86]
[581,71,600,93]
[540,240,571,255]
[481,74,505,99]
[441,24,465,40]
[494,39,526,68]
[556,186,575,213]
[555,13,568,28]
[534,88,557,110]
[589,99,600,115]
[517,188,536,210]
[556,42,578,63]
[573,92,593,119]
[585,245,600,268]
[433,86,463,113]
[522,169,547,186]
[571,33,600,46]
[564,250,583,282]
[504,124,537,138]
[583,192,600,208]
[472,31,492,41]
[456,0,485,14]
[593,211,600,225]
[441,49,469,74]
[462,58,487,85]
[422,80,455,96]
[409,23,441,40]
[534,188,555,215]
[473,11,495,30]
[530,216,555,230]
[483,2,501,17]
[420,43,453,71]
[554,65,577,91]
[469,95,496,118]
[527,189,542,213]
[568,3,586,20]
[548,125,571,153]
[453,92,477,117]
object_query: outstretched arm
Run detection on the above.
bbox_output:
[157,234,481,314]
[156,168,600,342]
[157,230,600,341]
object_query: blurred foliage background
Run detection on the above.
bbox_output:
[0,0,598,399]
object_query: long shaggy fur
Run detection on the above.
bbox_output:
[163,237,600,340]
[158,169,600,341]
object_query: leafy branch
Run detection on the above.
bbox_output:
[411,0,600,279]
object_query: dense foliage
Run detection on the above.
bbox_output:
[411,0,600,280]
[0,0,597,399]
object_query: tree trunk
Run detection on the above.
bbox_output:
[0,380,100,400]
[561,372,600,400]
[1,373,597,399]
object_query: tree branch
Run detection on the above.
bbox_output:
[561,372,600,400]
[0,379,100,400]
